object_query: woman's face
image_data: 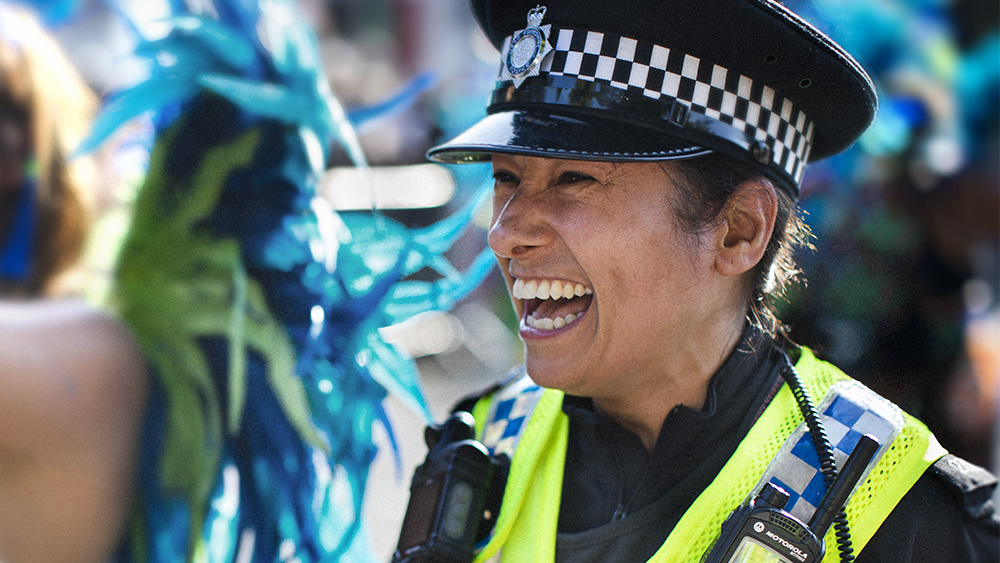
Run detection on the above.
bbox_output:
[0,104,27,192]
[488,154,733,399]
[0,104,28,240]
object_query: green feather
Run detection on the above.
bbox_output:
[113,119,325,556]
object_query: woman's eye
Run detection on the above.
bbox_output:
[493,170,519,185]
[558,172,594,184]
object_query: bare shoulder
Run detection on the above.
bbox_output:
[0,298,149,452]
[0,299,149,563]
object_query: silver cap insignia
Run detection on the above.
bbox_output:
[501,5,553,87]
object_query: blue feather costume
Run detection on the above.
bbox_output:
[75,1,492,560]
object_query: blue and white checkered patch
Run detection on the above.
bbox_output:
[755,380,905,522]
[480,374,544,459]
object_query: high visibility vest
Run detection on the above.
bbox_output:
[469,348,946,563]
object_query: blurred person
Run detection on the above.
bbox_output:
[0,0,494,561]
[394,0,1000,561]
[0,3,148,563]
[65,0,495,560]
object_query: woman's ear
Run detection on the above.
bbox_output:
[714,180,778,277]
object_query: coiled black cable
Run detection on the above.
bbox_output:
[780,360,856,563]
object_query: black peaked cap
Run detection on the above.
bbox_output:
[429,0,878,197]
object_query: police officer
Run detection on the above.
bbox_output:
[422,0,1000,561]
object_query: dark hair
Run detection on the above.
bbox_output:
[661,154,813,335]
[0,4,96,297]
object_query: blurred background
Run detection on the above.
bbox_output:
[18,0,999,558]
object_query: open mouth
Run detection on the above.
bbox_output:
[512,278,593,331]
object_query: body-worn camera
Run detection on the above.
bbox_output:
[392,412,509,563]
[703,434,880,563]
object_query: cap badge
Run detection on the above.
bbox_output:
[503,5,552,87]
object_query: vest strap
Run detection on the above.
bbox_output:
[473,385,568,563]
[650,349,944,562]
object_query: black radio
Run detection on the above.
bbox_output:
[702,434,879,563]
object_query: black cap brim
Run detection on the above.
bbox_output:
[428,109,711,164]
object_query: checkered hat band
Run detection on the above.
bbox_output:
[495,28,815,185]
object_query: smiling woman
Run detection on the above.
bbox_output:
[398,0,1000,562]
[486,155,754,434]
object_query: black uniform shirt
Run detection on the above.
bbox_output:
[552,328,1000,562]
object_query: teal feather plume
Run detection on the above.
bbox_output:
[72,0,492,560]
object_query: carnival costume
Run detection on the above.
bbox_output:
[76,0,492,560]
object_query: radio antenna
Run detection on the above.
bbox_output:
[809,434,880,538]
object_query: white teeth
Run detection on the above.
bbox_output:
[550,280,562,298]
[512,278,592,300]
[523,279,537,297]
[512,278,524,298]
[526,312,579,331]
[514,278,591,331]
[537,280,550,299]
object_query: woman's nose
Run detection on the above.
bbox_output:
[488,188,552,259]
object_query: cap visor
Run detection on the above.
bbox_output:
[428,110,710,163]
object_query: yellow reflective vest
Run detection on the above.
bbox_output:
[469,348,946,563]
